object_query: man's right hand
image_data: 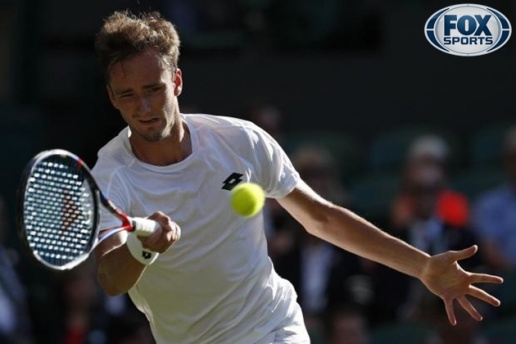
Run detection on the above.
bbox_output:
[138,211,181,253]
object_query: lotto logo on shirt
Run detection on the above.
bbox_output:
[425,4,511,56]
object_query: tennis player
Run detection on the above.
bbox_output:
[91,10,503,344]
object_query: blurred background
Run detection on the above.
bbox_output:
[1,0,516,343]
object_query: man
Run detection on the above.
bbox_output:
[92,11,502,344]
[0,196,34,344]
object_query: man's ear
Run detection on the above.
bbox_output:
[174,68,183,96]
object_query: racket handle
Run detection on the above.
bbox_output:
[130,217,160,236]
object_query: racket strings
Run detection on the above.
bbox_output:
[23,157,96,266]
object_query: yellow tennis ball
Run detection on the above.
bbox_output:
[230,182,265,217]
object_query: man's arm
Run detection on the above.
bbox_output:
[94,231,147,296]
[277,180,503,325]
[94,212,180,296]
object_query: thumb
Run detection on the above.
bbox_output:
[453,245,478,261]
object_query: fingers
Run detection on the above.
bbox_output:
[164,222,181,247]
[147,211,172,232]
[468,285,501,307]
[465,272,503,307]
[445,288,501,326]
[139,211,181,253]
[444,299,457,326]
[445,287,502,326]
[169,222,181,241]
[452,245,478,261]
[470,272,504,285]
[458,296,482,321]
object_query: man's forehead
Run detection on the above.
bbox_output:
[109,58,171,90]
[109,50,168,79]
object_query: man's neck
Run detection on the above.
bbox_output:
[130,123,192,166]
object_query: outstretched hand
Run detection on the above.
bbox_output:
[420,245,503,325]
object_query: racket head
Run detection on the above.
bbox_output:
[17,149,101,270]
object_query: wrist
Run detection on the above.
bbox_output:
[126,233,159,265]
[418,253,433,281]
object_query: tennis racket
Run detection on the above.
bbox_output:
[17,149,160,271]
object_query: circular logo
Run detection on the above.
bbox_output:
[425,4,511,56]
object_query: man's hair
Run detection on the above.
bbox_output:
[95,10,180,81]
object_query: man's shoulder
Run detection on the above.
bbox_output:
[183,113,259,134]
[92,128,132,174]
[184,113,268,149]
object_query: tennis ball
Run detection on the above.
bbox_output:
[230,182,265,217]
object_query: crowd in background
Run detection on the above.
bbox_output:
[1,1,515,343]
[1,102,516,344]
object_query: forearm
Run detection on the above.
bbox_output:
[309,205,430,279]
[95,234,148,296]
[278,183,430,279]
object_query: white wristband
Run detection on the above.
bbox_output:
[126,233,159,266]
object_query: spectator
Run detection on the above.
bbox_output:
[0,195,35,344]
[371,135,480,325]
[48,262,109,344]
[472,126,516,273]
[327,305,369,344]
[391,134,469,231]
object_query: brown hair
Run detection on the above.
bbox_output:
[95,10,180,81]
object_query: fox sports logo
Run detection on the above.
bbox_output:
[425,4,511,56]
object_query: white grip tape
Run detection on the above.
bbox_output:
[126,232,159,266]
[130,217,161,236]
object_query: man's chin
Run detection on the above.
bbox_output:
[133,129,165,143]
[143,133,165,143]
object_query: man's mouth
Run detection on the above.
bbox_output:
[139,118,159,124]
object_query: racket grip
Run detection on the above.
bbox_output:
[130,217,160,236]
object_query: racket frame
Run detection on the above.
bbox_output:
[17,149,133,271]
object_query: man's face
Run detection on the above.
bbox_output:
[405,161,444,219]
[107,49,182,143]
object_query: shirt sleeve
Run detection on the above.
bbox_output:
[247,124,300,199]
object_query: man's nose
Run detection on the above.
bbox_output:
[138,96,151,115]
